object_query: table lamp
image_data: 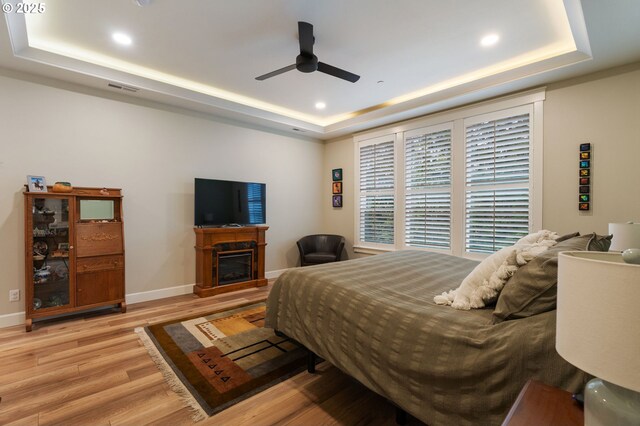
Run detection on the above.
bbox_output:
[557,251,640,425]
[609,222,640,264]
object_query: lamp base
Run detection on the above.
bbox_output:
[585,378,640,426]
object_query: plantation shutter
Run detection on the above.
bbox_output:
[405,127,452,249]
[359,139,395,245]
[465,113,530,253]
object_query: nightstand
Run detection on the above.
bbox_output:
[502,379,584,426]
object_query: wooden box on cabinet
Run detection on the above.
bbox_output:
[24,186,126,331]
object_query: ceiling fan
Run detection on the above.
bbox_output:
[255,21,360,83]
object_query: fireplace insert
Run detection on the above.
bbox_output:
[217,251,253,285]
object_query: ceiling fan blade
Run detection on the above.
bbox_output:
[298,21,314,55]
[255,64,296,81]
[317,62,360,83]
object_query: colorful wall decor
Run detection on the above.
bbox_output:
[579,143,591,211]
[332,168,343,207]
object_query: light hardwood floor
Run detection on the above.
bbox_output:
[0,285,422,425]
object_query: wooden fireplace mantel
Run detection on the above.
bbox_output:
[193,225,268,297]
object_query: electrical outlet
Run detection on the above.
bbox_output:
[9,289,20,302]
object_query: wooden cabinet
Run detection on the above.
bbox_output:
[502,380,583,426]
[24,187,126,331]
[194,226,268,297]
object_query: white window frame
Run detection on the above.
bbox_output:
[353,89,544,258]
[403,122,454,254]
[354,133,401,252]
[463,105,536,258]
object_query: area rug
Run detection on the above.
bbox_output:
[135,301,310,421]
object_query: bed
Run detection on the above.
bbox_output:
[265,250,585,426]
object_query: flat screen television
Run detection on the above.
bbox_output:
[194,178,266,227]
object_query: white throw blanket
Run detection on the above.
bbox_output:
[433,230,558,310]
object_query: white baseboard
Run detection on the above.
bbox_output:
[0,311,25,329]
[265,268,288,279]
[125,283,195,305]
[0,269,290,329]
[0,285,195,329]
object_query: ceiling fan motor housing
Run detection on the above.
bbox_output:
[296,54,318,73]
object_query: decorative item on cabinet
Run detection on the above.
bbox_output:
[52,181,73,193]
[26,175,47,192]
[23,186,126,332]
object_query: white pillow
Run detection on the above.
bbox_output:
[433,230,558,310]
[515,229,559,246]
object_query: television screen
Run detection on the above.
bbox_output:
[194,178,266,227]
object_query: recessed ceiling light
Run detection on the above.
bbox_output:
[315,102,326,110]
[112,32,132,46]
[480,34,499,47]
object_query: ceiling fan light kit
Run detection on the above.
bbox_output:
[256,21,360,83]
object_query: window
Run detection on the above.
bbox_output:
[357,136,395,246]
[354,91,543,257]
[404,124,452,249]
[465,112,531,253]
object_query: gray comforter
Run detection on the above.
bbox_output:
[265,250,585,426]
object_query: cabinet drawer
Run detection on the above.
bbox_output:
[76,269,124,306]
[77,255,124,273]
[76,222,123,257]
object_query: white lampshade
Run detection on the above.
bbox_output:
[557,251,640,391]
[557,251,640,425]
[609,222,640,251]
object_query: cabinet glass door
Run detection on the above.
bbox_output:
[31,197,71,311]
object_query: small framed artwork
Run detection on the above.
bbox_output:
[580,152,590,160]
[579,160,590,168]
[332,182,342,194]
[332,168,343,181]
[580,143,591,152]
[27,175,47,192]
[579,186,590,194]
[580,169,590,177]
[332,195,343,208]
[579,203,590,211]
[579,177,590,185]
[579,194,590,202]
[58,243,70,251]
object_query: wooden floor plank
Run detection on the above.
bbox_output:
[0,283,418,425]
[0,364,79,399]
[0,369,131,424]
[3,413,39,426]
[110,391,185,426]
[38,372,165,425]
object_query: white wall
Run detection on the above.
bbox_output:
[542,64,640,233]
[323,136,358,260]
[0,71,324,318]
[322,63,640,251]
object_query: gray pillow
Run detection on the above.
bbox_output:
[492,234,607,323]
[588,233,613,251]
[556,231,580,242]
